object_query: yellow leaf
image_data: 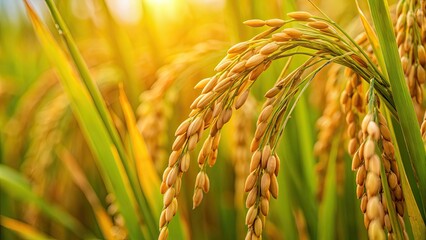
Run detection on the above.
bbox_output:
[119,85,162,216]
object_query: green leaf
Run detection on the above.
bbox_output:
[367,0,426,221]
[1,216,54,240]
[0,165,92,238]
[23,1,145,238]
[318,136,338,240]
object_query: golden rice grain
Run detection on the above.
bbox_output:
[260,173,271,196]
[215,59,232,72]
[164,185,176,203]
[287,11,312,21]
[253,217,263,236]
[246,54,266,68]
[194,77,211,90]
[272,32,292,42]
[192,188,203,209]
[166,167,178,187]
[307,21,329,29]
[228,41,250,54]
[202,76,219,94]
[245,206,258,225]
[250,150,262,172]
[282,28,303,38]
[243,19,266,27]
[235,90,250,109]
[265,18,285,27]
[270,174,278,198]
[180,153,190,172]
[260,197,269,216]
[244,171,258,192]
[158,227,169,240]
[246,187,257,208]
[260,42,279,55]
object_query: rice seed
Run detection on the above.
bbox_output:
[168,151,180,167]
[260,173,271,196]
[246,54,266,68]
[348,138,358,156]
[260,42,279,55]
[270,174,278,198]
[253,217,263,236]
[254,122,267,139]
[188,117,204,136]
[307,21,329,29]
[274,154,280,176]
[166,167,179,186]
[158,227,169,240]
[418,45,426,65]
[246,187,257,208]
[282,28,303,38]
[160,182,168,194]
[352,152,361,170]
[366,196,384,221]
[159,210,166,228]
[202,76,219,94]
[361,195,368,213]
[265,18,285,27]
[180,153,190,172]
[367,121,380,141]
[235,90,250,109]
[366,172,381,197]
[244,19,266,27]
[368,220,385,240]
[194,77,211,90]
[208,150,218,167]
[192,188,203,209]
[268,86,284,98]
[249,63,266,80]
[230,61,247,74]
[245,206,258,225]
[197,92,215,109]
[228,41,250,54]
[356,165,366,185]
[222,108,233,124]
[203,174,210,192]
[163,188,175,207]
[172,134,186,151]
[175,176,182,195]
[165,204,174,222]
[245,171,258,192]
[266,155,276,174]
[364,139,375,160]
[272,32,291,42]
[187,134,199,151]
[215,59,232,72]
[287,11,312,21]
[260,197,269,216]
[417,65,425,84]
[261,145,271,168]
[250,150,262,172]
[175,119,191,136]
[388,172,398,189]
[369,154,381,176]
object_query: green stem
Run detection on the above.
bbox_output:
[367,0,426,221]
[43,0,158,238]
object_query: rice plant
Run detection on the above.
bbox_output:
[0,0,425,239]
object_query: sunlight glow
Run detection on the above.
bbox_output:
[106,0,142,24]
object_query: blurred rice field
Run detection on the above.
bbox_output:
[0,0,425,239]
